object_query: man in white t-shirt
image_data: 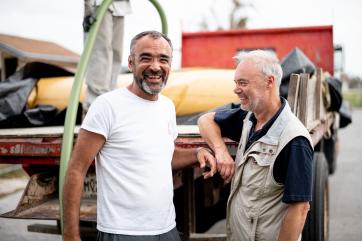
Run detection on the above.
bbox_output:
[63,31,217,241]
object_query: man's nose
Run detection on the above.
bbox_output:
[233,84,241,94]
[150,59,161,71]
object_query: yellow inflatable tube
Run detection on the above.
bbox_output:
[27,68,239,116]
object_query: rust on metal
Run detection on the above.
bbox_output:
[0,131,238,164]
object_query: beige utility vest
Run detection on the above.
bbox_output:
[226,103,312,241]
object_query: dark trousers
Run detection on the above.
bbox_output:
[97,227,181,241]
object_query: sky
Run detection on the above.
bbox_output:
[0,0,361,77]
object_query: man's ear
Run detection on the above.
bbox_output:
[128,55,133,72]
[266,75,275,88]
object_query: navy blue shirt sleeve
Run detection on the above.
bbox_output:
[214,108,247,142]
[274,136,314,203]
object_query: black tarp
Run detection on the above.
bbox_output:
[279,48,351,128]
[0,75,36,121]
[0,62,82,128]
[280,47,316,98]
[326,76,343,112]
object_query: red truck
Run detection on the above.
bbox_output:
[0,25,338,241]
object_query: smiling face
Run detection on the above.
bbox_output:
[233,60,268,113]
[128,35,172,100]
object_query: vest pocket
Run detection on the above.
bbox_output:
[249,152,274,166]
[248,143,277,167]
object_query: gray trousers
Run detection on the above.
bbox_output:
[83,9,124,111]
[97,227,181,241]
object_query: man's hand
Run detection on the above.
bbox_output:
[197,112,235,183]
[196,147,217,179]
[214,147,235,183]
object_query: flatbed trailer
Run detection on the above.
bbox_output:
[0,24,339,241]
[0,79,336,241]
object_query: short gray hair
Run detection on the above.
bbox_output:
[130,30,173,57]
[234,50,283,86]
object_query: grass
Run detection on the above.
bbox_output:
[0,167,28,178]
[343,89,362,108]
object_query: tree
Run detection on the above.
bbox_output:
[230,0,254,29]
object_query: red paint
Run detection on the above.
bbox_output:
[0,136,236,165]
[182,25,334,75]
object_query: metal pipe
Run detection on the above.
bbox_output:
[58,0,112,235]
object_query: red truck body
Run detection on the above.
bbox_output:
[182,25,334,75]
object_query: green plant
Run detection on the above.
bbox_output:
[343,89,362,107]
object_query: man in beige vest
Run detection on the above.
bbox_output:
[198,50,313,241]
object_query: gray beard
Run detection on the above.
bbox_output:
[135,76,166,95]
[141,80,165,95]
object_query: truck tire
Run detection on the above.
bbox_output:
[302,153,329,241]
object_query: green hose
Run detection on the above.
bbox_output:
[58,0,112,235]
[149,0,168,35]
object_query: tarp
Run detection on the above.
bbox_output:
[279,47,316,98]
[326,76,343,112]
[0,62,81,128]
[0,75,36,121]
[278,47,351,128]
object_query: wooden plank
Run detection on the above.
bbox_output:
[298,73,309,126]
[27,224,61,235]
[0,126,76,137]
[0,52,6,81]
[0,125,200,138]
[287,73,301,114]
[306,74,317,129]
[178,125,200,136]
[309,113,334,145]
[315,69,322,119]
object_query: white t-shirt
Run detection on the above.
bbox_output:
[81,87,178,235]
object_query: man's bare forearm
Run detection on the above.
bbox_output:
[171,147,216,179]
[171,147,198,170]
[63,168,84,241]
[278,202,310,241]
[198,112,235,182]
[62,129,106,241]
[197,112,228,152]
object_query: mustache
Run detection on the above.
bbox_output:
[143,69,164,76]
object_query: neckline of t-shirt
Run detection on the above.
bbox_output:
[122,87,161,104]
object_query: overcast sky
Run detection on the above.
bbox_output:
[0,0,361,77]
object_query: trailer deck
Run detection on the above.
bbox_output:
[0,71,336,241]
